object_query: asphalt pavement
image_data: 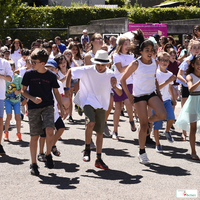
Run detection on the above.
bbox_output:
[0,101,199,200]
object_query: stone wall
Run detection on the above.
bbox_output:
[49,0,105,6]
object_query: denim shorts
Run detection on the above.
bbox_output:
[5,99,21,115]
[0,100,4,117]
[153,99,175,130]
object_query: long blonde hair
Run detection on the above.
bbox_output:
[115,36,130,55]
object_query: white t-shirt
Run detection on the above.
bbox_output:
[0,58,13,100]
[17,58,26,70]
[18,66,27,77]
[10,49,21,68]
[113,53,135,85]
[49,52,61,60]
[57,70,66,88]
[156,69,173,101]
[75,58,83,66]
[71,65,115,110]
[53,80,64,122]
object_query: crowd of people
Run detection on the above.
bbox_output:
[0,26,200,176]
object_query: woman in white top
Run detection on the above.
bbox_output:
[10,39,23,68]
[112,36,136,140]
[84,33,103,65]
[49,44,61,60]
[120,29,166,164]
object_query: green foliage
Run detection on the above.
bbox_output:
[71,0,88,7]
[129,6,200,23]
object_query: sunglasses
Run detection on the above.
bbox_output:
[194,28,199,31]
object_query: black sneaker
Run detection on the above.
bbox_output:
[83,150,90,162]
[78,106,83,116]
[120,110,124,116]
[146,136,156,145]
[68,116,75,123]
[95,159,109,170]
[30,163,40,176]
[170,125,175,131]
[75,104,78,111]
[45,154,54,169]
[0,144,6,155]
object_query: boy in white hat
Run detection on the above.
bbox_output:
[65,50,122,169]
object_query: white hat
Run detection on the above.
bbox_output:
[83,29,88,33]
[91,50,112,64]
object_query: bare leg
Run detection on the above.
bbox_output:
[0,117,3,144]
[113,101,122,133]
[153,129,160,146]
[105,94,113,122]
[85,122,95,144]
[96,132,103,154]
[53,128,65,146]
[39,137,45,154]
[5,113,12,132]
[181,97,188,139]
[45,127,54,155]
[190,122,197,155]
[30,135,39,164]
[15,114,21,133]
[166,119,174,132]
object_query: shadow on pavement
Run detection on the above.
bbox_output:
[118,138,139,146]
[61,138,85,146]
[142,163,191,176]
[102,148,134,158]
[54,161,80,173]
[82,169,143,184]
[8,140,29,148]
[0,154,29,165]
[38,173,79,189]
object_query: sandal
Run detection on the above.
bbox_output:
[51,145,60,156]
[191,154,199,160]
[37,153,47,162]
[180,137,186,141]
[129,121,137,132]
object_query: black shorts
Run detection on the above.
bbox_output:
[181,85,189,98]
[40,116,65,137]
[134,92,157,103]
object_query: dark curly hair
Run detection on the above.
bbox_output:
[186,55,200,75]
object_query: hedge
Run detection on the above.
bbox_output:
[2,6,200,48]
[129,6,200,23]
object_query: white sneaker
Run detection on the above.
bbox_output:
[138,153,150,164]
[112,132,119,140]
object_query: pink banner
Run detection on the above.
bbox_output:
[129,23,167,38]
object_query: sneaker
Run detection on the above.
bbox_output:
[68,116,75,123]
[120,110,124,116]
[156,144,163,153]
[95,159,109,170]
[3,131,9,141]
[112,132,119,140]
[90,139,96,149]
[138,153,150,164]
[45,154,54,169]
[77,106,83,116]
[37,153,47,162]
[170,125,175,131]
[30,163,40,176]
[20,113,24,120]
[16,133,22,141]
[75,104,78,111]
[164,132,174,143]
[0,144,6,155]
[146,136,156,145]
[103,122,111,137]
[83,150,90,162]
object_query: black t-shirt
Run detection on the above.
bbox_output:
[22,69,59,110]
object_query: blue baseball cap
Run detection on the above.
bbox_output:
[45,60,57,68]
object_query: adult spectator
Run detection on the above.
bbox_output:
[167,35,177,51]
[5,36,12,49]
[178,39,189,62]
[163,43,174,53]
[108,36,117,55]
[10,39,23,67]
[49,43,61,60]
[55,36,66,53]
